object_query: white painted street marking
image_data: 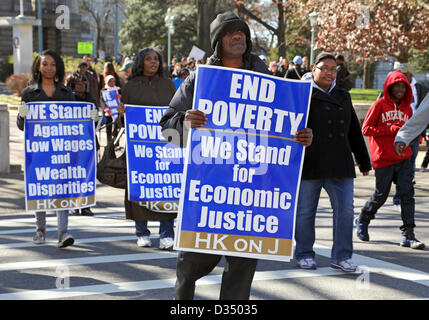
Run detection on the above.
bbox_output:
[0,251,178,272]
[0,268,342,300]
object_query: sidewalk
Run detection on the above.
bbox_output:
[2,106,429,214]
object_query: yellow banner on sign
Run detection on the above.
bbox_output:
[178,230,292,257]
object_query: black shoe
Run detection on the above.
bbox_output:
[355,218,369,241]
[81,208,94,216]
[72,209,80,216]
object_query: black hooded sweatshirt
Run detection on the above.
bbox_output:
[159,11,269,146]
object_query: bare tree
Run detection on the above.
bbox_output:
[79,0,126,56]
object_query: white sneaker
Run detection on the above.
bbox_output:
[297,258,317,269]
[33,230,45,244]
[159,237,174,250]
[394,204,401,212]
[137,236,152,247]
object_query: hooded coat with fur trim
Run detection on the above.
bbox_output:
[362,70,413,169]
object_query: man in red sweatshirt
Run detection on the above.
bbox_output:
[356,70,425,249]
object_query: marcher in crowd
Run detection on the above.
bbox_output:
[278,57,289,77]
[269,61,282,77]
[301,56,310,74]
[119,58,134,83]
[66,73,97,217]
[295,52,371,272]
[160,11,313,300]
[98,62,121,92]
[285,56,305,80]
[172,67,190,90]
[82,55,100,109]
[117,48,177,250]
[335,54,353,91]
[17,50,98,247]
[357,70,425,250]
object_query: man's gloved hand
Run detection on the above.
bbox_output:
[90,108,99,121]
[19,103,27,118]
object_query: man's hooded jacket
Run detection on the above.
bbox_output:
[160,11,269,145]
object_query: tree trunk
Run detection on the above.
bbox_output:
[197,0,217,57]
[276,0,286,58]
[362,58,375,89]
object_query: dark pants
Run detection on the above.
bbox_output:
[422,140,429,168]
[174,251,258,300]
[393,137,419,205]
[360,158,416,234]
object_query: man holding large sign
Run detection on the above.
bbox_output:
[160,11,313,300]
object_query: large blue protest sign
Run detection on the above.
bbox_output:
[175,65,312,262]
[124,105,184,207]
[24,101,97,211]
[101,89,120,117]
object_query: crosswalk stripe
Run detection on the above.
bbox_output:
[0,224,135,235]
[0,234,158,249]
[314,244,429,286]
[0,251,178,272]
[0,212,126,225]
[0,267,342,300]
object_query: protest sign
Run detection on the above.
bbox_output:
[188,45,206,61]
[124,105,184,208]
[174,65,312,262]
[24,101,97,212]
[101,89,120,117]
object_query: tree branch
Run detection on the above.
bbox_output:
[236,3,278,34]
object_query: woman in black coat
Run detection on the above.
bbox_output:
[294,52,371,272]
[18,50,76,248]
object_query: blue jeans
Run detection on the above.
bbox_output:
[135,220,175,239]
[294,178,354,263]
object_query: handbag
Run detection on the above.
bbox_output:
[97,129,127,189]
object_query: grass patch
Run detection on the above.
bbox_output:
[350,88,381,104]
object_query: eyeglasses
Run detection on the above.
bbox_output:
[316,66,337,74]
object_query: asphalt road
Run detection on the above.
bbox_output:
[0,107,428,302]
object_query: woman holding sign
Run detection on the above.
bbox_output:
[17,50,70,248]
[118,48,177,250]
[17,50,97,248]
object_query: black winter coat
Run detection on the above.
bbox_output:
[159,53,269,145]
[17,82,75,131]
[302,86,371,180]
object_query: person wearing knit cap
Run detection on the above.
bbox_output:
[160,11,313,300]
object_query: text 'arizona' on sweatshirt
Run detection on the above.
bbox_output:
[362,70,413,169]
